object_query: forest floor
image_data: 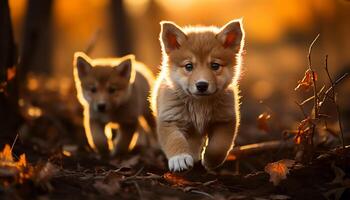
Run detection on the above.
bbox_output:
[1,135,349,200]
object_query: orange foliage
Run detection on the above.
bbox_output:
[7,67,16,81]
[0,144,33,185]
[163,172,194,186]
[265,159,295,186]
[295,69,318,91]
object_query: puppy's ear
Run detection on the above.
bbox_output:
[114,58,132,81]
[74,52,92,78]
[160,21,187,54]
[216,19,244,52]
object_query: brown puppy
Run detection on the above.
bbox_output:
[73,52,155,155]
[151,19,244,171]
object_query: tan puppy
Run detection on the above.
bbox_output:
[73,52,155,155]
[151,19,244,171]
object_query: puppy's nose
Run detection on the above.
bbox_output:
[97,103,106,112]
[196,81,209,93]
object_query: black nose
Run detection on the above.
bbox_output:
[196,81,209,93]
[97,103,106,112]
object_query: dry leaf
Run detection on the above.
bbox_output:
[265,159,295,186]
[0,144,33,185]
[295,69,318,91]
[257,112,271,132]
[7,67,16,81]
[163,172,194,187]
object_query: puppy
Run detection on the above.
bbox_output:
[151,19,244,171]
[73,52,155,155]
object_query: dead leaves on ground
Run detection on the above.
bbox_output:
[0,144,33,186]
[264,159,295,186]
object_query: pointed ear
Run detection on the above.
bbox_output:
[114,58,132,80]
[74,52,92,78]
[216,19,244,52]
[160,21,187,54]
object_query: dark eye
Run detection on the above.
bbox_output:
[108,87,116,94]
[184,63,193,72]
[90,86,97,93]
[211,63,221,71]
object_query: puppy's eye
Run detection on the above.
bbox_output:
[90,86,97,93]
[211,62,221,71]
[108,87,116,94]
[184,63,193,72]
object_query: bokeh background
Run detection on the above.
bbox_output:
[7,0,350,146]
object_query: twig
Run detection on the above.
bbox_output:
[230,140,294,158]
[307,34,320,153]
[324,55,345,149]
[85,29,101,55]
[10,133,19,151]
[308,73,349,107]
[300,85,325,106]
[132,181,143,200]
[123,167,144,181]
[190,190,215,199]
[295,101,307,118]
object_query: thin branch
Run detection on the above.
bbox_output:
[319,73,349,107]
[307,34,320,151]
[85,29,101,55]
[230,140,294,158]
[190,190,215,199]
[324,55,345,149]
[295,101,307,118]
[299,85,325,106]
[10,133,19,151]
[132,181,143,200]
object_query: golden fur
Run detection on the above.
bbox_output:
[151,19,244,171]
[73,52,155,156]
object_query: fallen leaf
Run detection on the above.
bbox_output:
[265,159,295,186]
[295,69,318,91]
[7,67,16,81]
[0,144,33,185]
[163,172,194,187]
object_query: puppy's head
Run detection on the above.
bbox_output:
[73,52,134,113]
[160,19,244,98]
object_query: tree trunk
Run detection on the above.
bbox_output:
[0,0,21,142]
[19,0,54,79]
[110,0,133,56]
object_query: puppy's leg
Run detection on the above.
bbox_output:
[158,121,193,172]
[186,127,205,162]
[89,119,109,156]
[202,120,236,170]
[114,122,137,154]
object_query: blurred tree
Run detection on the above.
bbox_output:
[19,0,54,78]
[110,0,133,56]
[0,0,21,140]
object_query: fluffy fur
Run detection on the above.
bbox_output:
[73,52,155,156]
[151,19,245,171]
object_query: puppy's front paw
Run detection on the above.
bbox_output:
[168,154,193,172]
